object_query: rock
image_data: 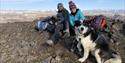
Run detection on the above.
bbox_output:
[55,56,61,62]
[42,56,52,63]
[62,57,73,63]
[46,40,54,46]
[51,58,58,63]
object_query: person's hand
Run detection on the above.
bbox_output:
[80,20,83,24]
[63,29,70,38]
[64,29,69,33]
[49,21,53,24]
[75,26,78,30]
[55,22,58,25]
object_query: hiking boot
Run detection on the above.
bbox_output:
[46,40,54,46]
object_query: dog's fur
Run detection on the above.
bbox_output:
[103,52,122,63]
[74,21,122,63]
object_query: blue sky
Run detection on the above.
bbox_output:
[0,0,125,11]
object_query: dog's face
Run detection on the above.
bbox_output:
[74,21,89,35]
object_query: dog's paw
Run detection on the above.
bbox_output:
[78,58,85,62]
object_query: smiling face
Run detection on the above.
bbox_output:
[70,5,77,13]
[57,3,64,11]
[58,5,63,11]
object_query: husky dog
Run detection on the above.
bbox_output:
[74,21,122,63]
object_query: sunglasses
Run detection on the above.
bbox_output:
[70,5,76,9]
[58,5,63,8]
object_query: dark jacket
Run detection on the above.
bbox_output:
[58,8,70,30]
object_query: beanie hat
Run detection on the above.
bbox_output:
[68,1,76,10]
[57,3,63,8]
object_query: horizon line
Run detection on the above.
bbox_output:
[1,9,125,11]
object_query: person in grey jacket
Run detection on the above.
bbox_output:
[46,3,70,45]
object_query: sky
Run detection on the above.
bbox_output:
[0,0,125,11]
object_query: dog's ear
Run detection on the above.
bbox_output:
[82,21,90,27]
[74,21,81,27]
[83,20,86,23]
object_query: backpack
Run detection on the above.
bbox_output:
[35,20,48,31]
[91,15,107,31]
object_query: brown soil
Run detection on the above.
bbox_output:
[0,21,125,63]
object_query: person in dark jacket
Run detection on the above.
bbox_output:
[46,3,70,45]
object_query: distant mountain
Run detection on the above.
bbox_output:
[0,9,124,23]
[84,9,125,16]
[83,9,125,21]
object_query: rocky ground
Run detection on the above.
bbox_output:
[0,21,125,63]
[0,12,125,63]
[0,22,80,63]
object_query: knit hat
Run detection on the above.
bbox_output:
[57,3,63,9]
[68,1,76,10]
